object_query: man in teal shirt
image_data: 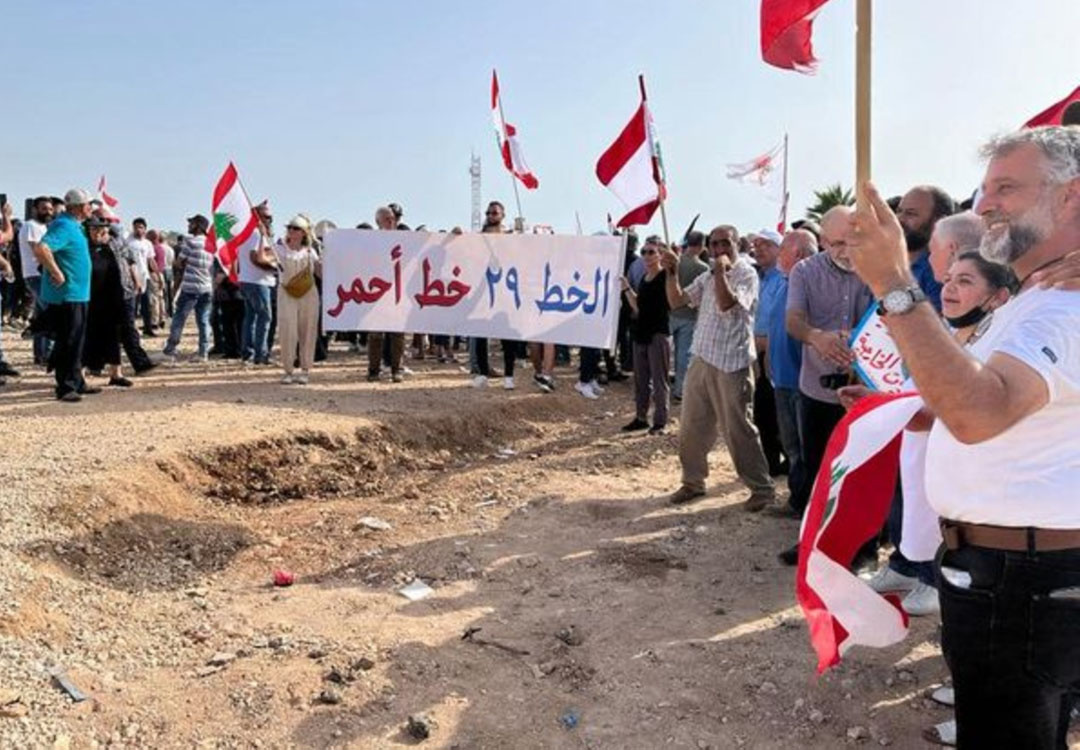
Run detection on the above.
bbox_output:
[35,188,98,401]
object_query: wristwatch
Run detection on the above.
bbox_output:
[877,284,927,316]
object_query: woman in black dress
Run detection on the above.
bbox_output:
[84,217,132,387]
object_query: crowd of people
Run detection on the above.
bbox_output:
[1,123,1079,748]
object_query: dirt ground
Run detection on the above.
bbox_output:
[0,326,1075,750]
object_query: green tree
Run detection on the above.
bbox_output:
[805,184,855,223]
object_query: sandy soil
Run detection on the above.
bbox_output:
[0,325,1074,750]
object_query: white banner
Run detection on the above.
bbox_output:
[321,229,624,349]
[850,307,909,393]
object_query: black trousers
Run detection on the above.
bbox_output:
[938,543,1080,749]
[474,338,518,378]
[50,302,87,397]
[579,347,602,383]
[120,297,154,372]
[791,394,846,514]
[219,299,245,358]
[753,361,785,473]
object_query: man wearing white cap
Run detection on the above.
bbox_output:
[34,188,98,401]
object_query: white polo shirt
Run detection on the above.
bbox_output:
[237,229,277,286]
[126,237,154,286]
[925,288,1080,528]
[17,219,47,279]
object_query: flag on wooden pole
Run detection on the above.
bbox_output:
[96,175,121,222]
[491,70,539,190]
[206,162,258,277]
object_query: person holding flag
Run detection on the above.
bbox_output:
[845,126,1080,749]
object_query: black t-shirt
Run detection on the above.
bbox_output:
[633,269,670,343]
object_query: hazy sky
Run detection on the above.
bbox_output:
[3,0,1077,236]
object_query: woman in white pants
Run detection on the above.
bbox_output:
[274,215,321,384]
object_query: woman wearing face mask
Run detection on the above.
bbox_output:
[940,251,1016,345]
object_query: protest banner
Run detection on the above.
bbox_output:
[850,306,908,393]
[321,230,624,349]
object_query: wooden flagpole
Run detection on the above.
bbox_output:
[495,96,526,230]
[781,132,790,230]
[855,0,872,211]
[639,74,671,246]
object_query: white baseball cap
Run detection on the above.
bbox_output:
[63,188,93,206]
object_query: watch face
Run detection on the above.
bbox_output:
[883,289,910,314]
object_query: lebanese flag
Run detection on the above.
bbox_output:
[96,175,121,222]
[1024,85,1080,127]
[207,162,258,276]
[761,0,831,73]
[796,391,924,673]
[491,70,539,190]
[596,89,665,228]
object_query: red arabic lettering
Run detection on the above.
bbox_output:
[326,275,393,317]
[414,258,472,308]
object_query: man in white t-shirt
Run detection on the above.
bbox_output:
[239,201,278,365]
[125,218,157,336]
[18,196,55,365]
[847,126,1080,749]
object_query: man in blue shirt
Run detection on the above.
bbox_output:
[766,230,818,510]
[35,188,99,401]
[751,229,787,475]
[896,185,955,311]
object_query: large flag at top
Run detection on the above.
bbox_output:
[796,392,922,673]
[207,162,258,275]
[491,70,539,190]
[1024,84,1080,128]
[596,85,665,229]
[761,0,832,73]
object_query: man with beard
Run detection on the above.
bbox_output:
[847,126,1080,749]
[896,185,955,310]
[778,207,875,564]
[18,196,55,365]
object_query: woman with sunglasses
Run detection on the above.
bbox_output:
[620,239,671,434]
[274,215,321,385]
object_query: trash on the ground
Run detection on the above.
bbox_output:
[559,709,580,730]
[461,626,530,656]
[406,714,434,740]
[49,671,88,703]
[357,516,392,531]
[496,447,517,458]
[398,579,434,601]
[272,569,295,587]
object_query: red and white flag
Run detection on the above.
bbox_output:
[491,70,539,190]
[96,175,121,222]
[796,392,924,673]
[761,0,832,73]
[207,162,258,277]
[727,141,789,232]
[596,80,665,229]
[1024,84,1080,128]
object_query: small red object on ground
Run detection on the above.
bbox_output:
[272,570,295,587]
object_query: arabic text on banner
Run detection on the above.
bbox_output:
[850,307,909,393]
[321,230,624,349]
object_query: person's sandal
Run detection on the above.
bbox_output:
[922,719,956,746]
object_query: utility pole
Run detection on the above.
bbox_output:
[470,152,482,232]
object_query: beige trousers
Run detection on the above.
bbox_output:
[678,358,775,497]
[277,287,319,374]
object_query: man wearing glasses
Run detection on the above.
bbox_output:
[661,225,776,511]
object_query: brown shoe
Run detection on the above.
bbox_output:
[669,486,706,505]
[744,493,774,513]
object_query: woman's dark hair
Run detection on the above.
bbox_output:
[955,251,1019,295]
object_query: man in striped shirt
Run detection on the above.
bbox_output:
[662,225,776,511]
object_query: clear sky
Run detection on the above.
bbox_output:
[3,0,1077,236]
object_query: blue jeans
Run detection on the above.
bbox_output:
[165,290,212,357]
[774,387,804,499]
[669,315,695,398]
[240,283,272,363]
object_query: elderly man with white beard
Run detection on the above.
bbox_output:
[846,126,1080,750]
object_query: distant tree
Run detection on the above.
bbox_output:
[805,184,855,223]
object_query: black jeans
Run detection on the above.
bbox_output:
[938,543,1080,749]
[579,347,602,383]
[752,361,784,473]
[791,394,846,513]
[50,302,87,398]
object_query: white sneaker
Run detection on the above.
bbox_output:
[471,375,488,389]
[281,373,295,384]
[402,366,415,376]
[295,372,309,385]
[930,719,957,746]
[901,582,941,616]
[863,566,918,594]
[503,377,515,390]
[587,379,605,394]
[930,687,955,707]
[574,381,599,400]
